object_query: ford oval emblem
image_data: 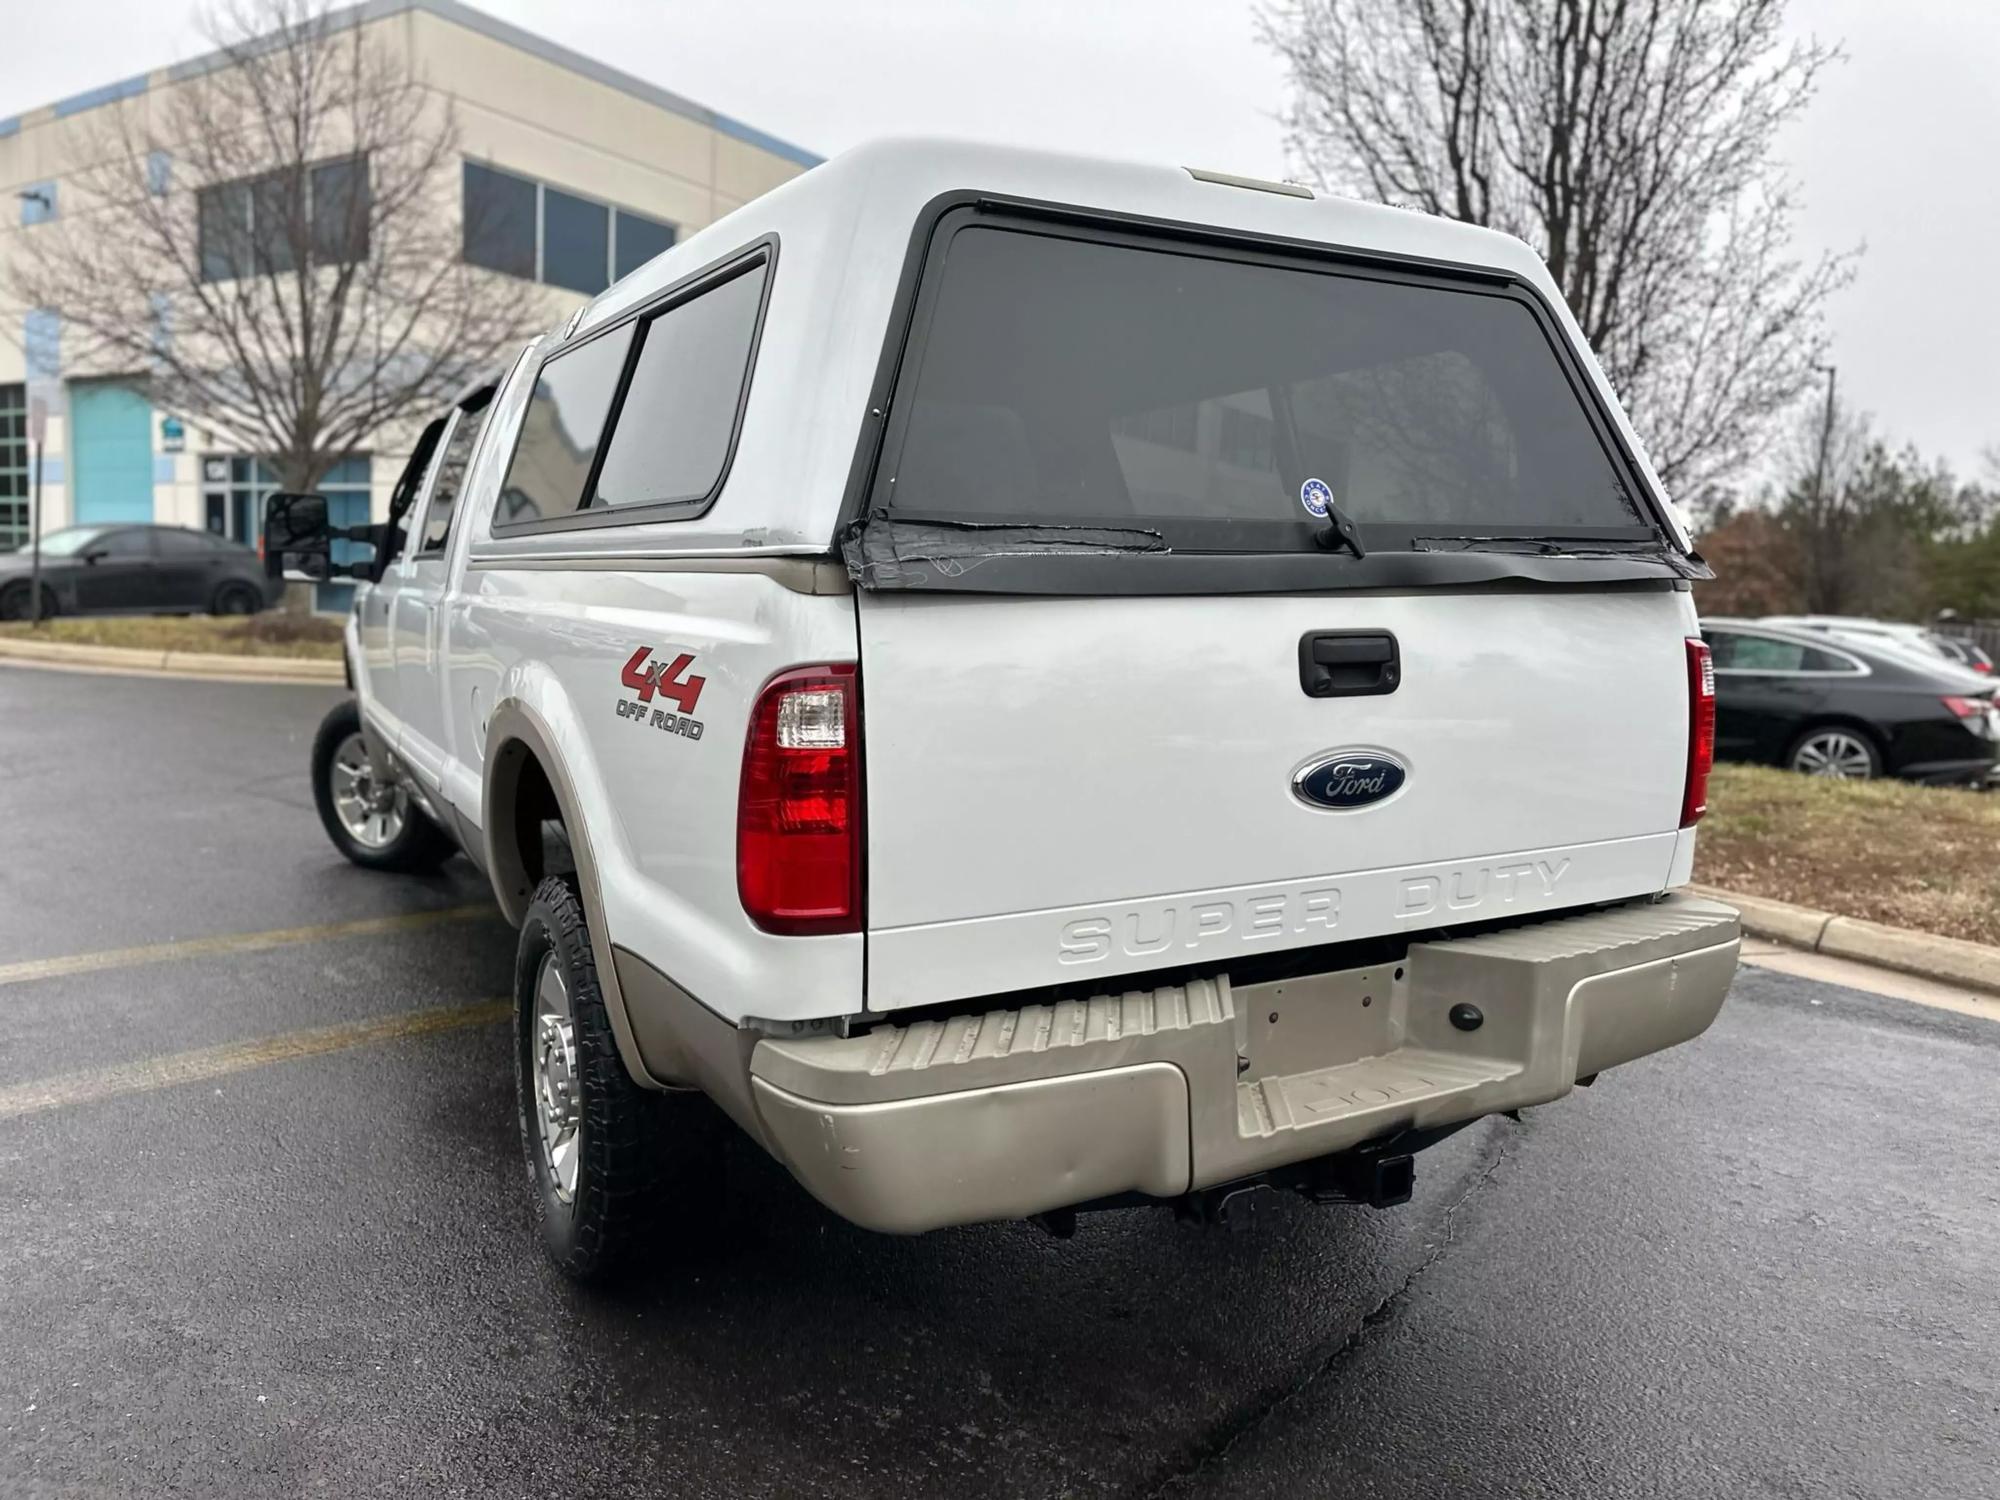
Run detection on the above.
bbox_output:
[1294,750,1408,811]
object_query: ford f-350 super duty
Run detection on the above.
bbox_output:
[267,139,1740,1282]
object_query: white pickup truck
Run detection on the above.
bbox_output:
[270,139,1741,1281]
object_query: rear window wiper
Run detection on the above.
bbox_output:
[1311,499,1367,560]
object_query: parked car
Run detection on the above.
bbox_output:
[269,138,1742,1282]
[0,524,277,620]
[1930,634,1996,675]
[1760,613,1969,668]
[1703,617,2000,782]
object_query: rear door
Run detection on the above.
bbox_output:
[357,416,450,732]
[152,528,226,609]
[392,386,495,789]
[852,211,1698,1009]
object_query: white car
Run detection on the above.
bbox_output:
[1761,614,1963,666]
[271,139,1741,1280]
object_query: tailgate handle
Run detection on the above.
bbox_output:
[1299,631,1400,698]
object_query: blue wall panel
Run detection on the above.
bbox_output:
[70,384,155,524]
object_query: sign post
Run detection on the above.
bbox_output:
[27,396,46,628]
[22,309,59,630]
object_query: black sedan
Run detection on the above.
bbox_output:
[0,524,278,620]
[1702,617,2000,783]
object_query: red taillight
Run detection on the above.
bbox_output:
[737,665,862,934]
[1941,695,1984,719]
[1681,638,1715,827]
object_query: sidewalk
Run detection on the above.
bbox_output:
[0,633,342,684]
[1697,883,2000,998]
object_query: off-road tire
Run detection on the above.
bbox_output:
[515,876,685,1282]
[310,699,456,872]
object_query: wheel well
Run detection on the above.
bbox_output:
[486,738,572,923]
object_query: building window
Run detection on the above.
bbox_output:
[18,181,56,227]
[614,210,675,282]
[146,150,172,197]
[461,161,676,293]
[543,186,610,295]
[197,156,370,281]
[462,161,536,279]
[311,156,369,265]
[0,385,27,551]
[23,309,60,388]
[201,453,370,609]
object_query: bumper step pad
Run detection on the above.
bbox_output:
[1238,1049,1522,1140]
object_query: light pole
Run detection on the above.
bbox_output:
[1809,363,1838,511]
[1808,363,1837,611]
[14,188,53,628]
[27,400,44,628]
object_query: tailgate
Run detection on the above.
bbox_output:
[859,586,1693,1009]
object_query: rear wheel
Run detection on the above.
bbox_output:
[1787,724,1881,780]
[515,876,720,1282]
[211,580,262,615]
[310,699,455,871]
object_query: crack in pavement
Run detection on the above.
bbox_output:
[1139,1122,1520,1498]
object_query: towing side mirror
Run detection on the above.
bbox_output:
[264,492,333,582]
[264,492,394,583]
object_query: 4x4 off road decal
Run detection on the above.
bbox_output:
[616,647,706,741]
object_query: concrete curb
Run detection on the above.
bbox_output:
[0,634,343,684]
[1694,883,2000,998]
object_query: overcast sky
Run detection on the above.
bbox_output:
[5,0,1994,480]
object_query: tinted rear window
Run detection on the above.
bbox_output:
[588,261,766,513]
[418,399,490,555]
[883,226,1646,550]
[490,251,769,531]
[493,324,634,528]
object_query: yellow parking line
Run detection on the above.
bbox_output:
[0,905,496,989]
[0,1000,510,1122]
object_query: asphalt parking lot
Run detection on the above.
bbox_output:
[2,661,1996,1499]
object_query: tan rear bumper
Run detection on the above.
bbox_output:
[749,894,1740,1233]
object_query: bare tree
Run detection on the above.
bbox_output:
[6,0,539,495]
[1258,0,1856,501]
[1776,395,1985,616]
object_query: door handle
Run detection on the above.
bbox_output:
[1299,631,1400,698]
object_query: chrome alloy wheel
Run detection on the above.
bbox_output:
[533,955,582,1203]
[328,731,409,848]
[1792,729,1875,779]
